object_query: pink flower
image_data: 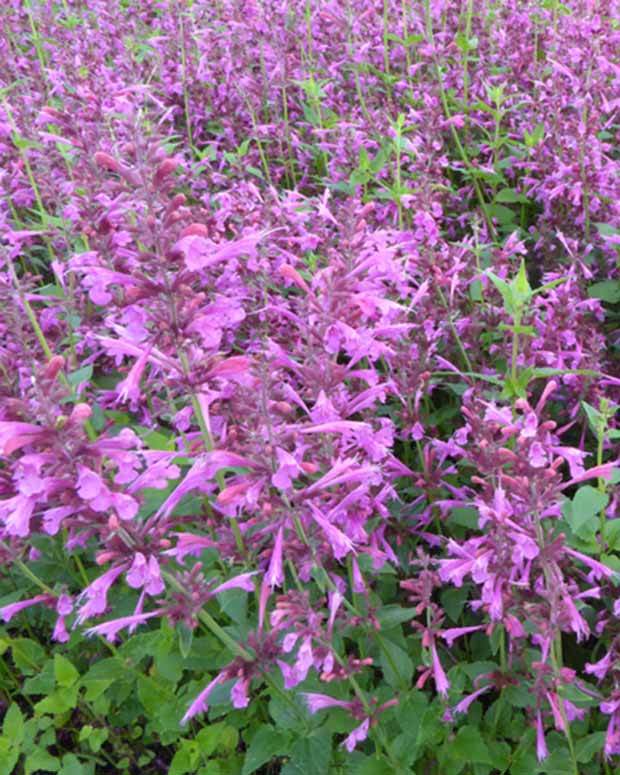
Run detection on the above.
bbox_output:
[440,626,484,647]
[536,711,548,762]
[265,527,284,589]
[230,677,251,709]
[447,685,491,718]
[181,672,228,724]
[52,594,73,643]
[115,348,150,405]
[126,553,165,596]
[302,693,354,714]
[0,421,44,455]
[84,610,162,642]
[211,572,257,596]
[0,494,36,537]
[431,640,450,697]
[75,565,125,624]
[175,231,269,271]
[343,718,370,752]
[271,448,302,491]
[310,506,356,561]
[0,594,50,622]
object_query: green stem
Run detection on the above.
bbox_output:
[177,3,194,153]
[422,0,495,238]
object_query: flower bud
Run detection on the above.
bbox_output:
[96,551,117,565]
[154,157,180,186]
[70,403,92,424]
[180,222,209,238]
[44,355,65,380]
[93,151,120,172]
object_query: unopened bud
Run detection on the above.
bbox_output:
[180,222,208,238]
[272,401,293,415]
[154,157,180,185]
[96,551,117,565]
[44,355,65,380]
[108,514,120,532]
[70,403,92,424]
[93,151,120,173]
[278,264,311,294]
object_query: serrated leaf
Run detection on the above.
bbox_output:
[24,750,60,774]
[54,654,79,688]
[588,280,620,304]
[280,730,332,775]
[3,704,24,745]
[564,486,608,538]
[376,605,414,629]
[242,727,290,775]
[495,188,529,204]
[451,725,492,763]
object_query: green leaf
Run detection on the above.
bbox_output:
[452,726,492,763]
[379,637,414,689]
[242,727,290,775]
[196,724,238,758]
[449,507,479,529]
[575,731,606,763]
[494,188,529,204]
[10,639,46,676]
[486,271,515,316]
[24,750,60,774]
[376,605,414,630]
[486,203,517,226]
[3,704,24,746]
[563,486,609,539]
[54,655,79,688]
[588,280,620,304]
[67,365,93,386]
[58,754,91,775]
[280,730,332,775]
[350,755,393,775]
[581,401,604,436]
[0,738,20,775]
[34,685,79,715]
[513,260,532,303]
[137,675,175,716]
[441,587,470,622]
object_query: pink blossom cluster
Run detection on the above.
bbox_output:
[0,0,619,766]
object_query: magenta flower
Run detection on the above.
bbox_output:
[343,718,370,752]
[302,693,354,714]
[126,553,165,596]
[181,672,228,725]
[0,594,50,622]
[264,527,284,589]
[84,609,162,642]
[75,565,126,624]
[536,711,548,762]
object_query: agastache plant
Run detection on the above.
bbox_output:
[0,1,618,773]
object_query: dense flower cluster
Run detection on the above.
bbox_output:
[0,0,618,771]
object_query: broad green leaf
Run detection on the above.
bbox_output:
[2,704,24,746]
[376,605,414,629]
[495,188,529,204]
[452,725,492,763]
[10,639,46,676]
[54,655,79,688]
[575,731,606,763]
[24,750,60,774]
[242,727,290,775]
[563,486,608,538]
[280,729,332,775]
[588,280,620,304]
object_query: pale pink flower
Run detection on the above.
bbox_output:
[343,718,370,752]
